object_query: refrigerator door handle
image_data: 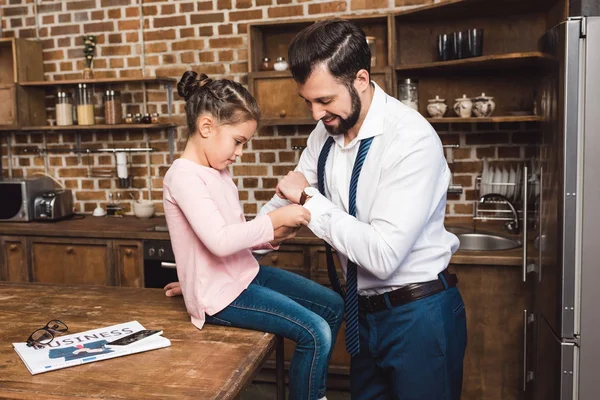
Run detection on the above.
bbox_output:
[523,310,535,391]
[522,166,528,282]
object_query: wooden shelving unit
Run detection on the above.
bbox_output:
[428,115,542,124]
[395,52,556,73]
[20,77,176,87]
[2,123,177,133]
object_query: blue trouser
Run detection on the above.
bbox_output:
[205,265,345,400]
[350,286,467,400]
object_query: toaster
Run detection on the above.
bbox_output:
[33,190,74,221]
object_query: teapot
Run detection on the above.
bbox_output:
[426,95,447,118]
[472,93,496,117]
[453,94,473,118]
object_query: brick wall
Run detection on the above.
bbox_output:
[0,0,537,219]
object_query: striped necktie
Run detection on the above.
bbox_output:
[317,135,374,357]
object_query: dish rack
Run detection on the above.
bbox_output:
[473,163,539,225]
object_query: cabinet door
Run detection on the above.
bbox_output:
[257,245,309,278]
[113,240,144,288]
[251,76,312,124]
[0,85,16,126]
[449,264,533,400]
[30,238,112,286]
[0,236,29,282]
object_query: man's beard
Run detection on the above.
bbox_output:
[323,85,361,135]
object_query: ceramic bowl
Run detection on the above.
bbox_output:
[133,201,155,219]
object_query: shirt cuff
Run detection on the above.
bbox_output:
[303,193,337,240]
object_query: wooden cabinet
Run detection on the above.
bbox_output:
[1,235,145,287]
[0,38,46,128]
[248,15,395,126]
[113,240,144,288]
[449,263,533,400]
[30,237,113,286]
[0,236,29,282]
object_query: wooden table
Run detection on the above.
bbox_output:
[0,283,285,399]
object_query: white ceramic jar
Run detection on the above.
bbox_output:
[453,94,473,118]
[472,92,496,117]
[273,57,289,71]
[426,95,447,118]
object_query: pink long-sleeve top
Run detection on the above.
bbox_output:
[163,158,274,329]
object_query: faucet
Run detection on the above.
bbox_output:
[478,193,520,234]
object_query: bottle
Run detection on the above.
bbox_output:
[398,78,419,111]
[260,57,272,71]
[366,36,377,67]
[103,90,122,125]
[56,91,73,126]
[76,83,95,125]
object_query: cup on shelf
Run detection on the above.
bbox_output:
[452,31,468,60]
[467,28,484,58]
[437,33,454,61]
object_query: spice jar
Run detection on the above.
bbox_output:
[398,78,419,111]
[142,113,151,124]
[134,113,142,123]
[151,112,159,124]
[103,90,122,125]
[366,36,377,67]
[260,57,272,71]
[56,91,73,126]
[76,83,95,125]
[124,113,133,124]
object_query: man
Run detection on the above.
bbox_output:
[166,18,467,399]
[261,19,467,400]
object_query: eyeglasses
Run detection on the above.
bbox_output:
[26,320,68,349]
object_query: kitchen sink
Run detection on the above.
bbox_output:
[455,232,522,251]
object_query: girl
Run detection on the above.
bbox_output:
[163,71,344,400]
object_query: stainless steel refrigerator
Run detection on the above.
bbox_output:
[524,16,600,400]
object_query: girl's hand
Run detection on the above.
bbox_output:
[268,204,311,229]
[271,226,301,246]
[164,282,182,297]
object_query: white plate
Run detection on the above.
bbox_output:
[507,166,516,200]
[481,158,489,196]
[501,167,509,197]
[515,164,522,201]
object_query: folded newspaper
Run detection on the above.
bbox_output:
[13,321,170,375]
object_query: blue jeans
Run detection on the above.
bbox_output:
[350,286,467,400]
[205,265,345,400]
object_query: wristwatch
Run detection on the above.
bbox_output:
[299,187,319,205]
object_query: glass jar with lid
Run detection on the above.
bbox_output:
[56,91,73,126]
[76,83,95,125]
[103,90,122,125]
[398,78,419,111]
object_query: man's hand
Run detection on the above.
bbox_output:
[164,282,182,297]
[270,226,301,246]
[276,171,310,204]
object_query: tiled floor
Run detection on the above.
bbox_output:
[240,382,351,400]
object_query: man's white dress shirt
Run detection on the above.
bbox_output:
[259,82,459,295]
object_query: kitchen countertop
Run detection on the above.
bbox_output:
[0,216,527,266]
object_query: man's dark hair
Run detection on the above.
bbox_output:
[288,19,371,87]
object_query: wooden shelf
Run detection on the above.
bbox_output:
[427,115,541,124]
[0,123,176,132]
[395,52,555,73]
[249,66,391,79]
[394,0,562,21]
[261,118,314,126]
[260,116,541,126]
[20,77,176,87]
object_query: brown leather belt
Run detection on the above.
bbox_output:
[358,269,458,314]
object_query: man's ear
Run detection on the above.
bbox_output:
[354,69,371,93]
[196,115,214,138]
